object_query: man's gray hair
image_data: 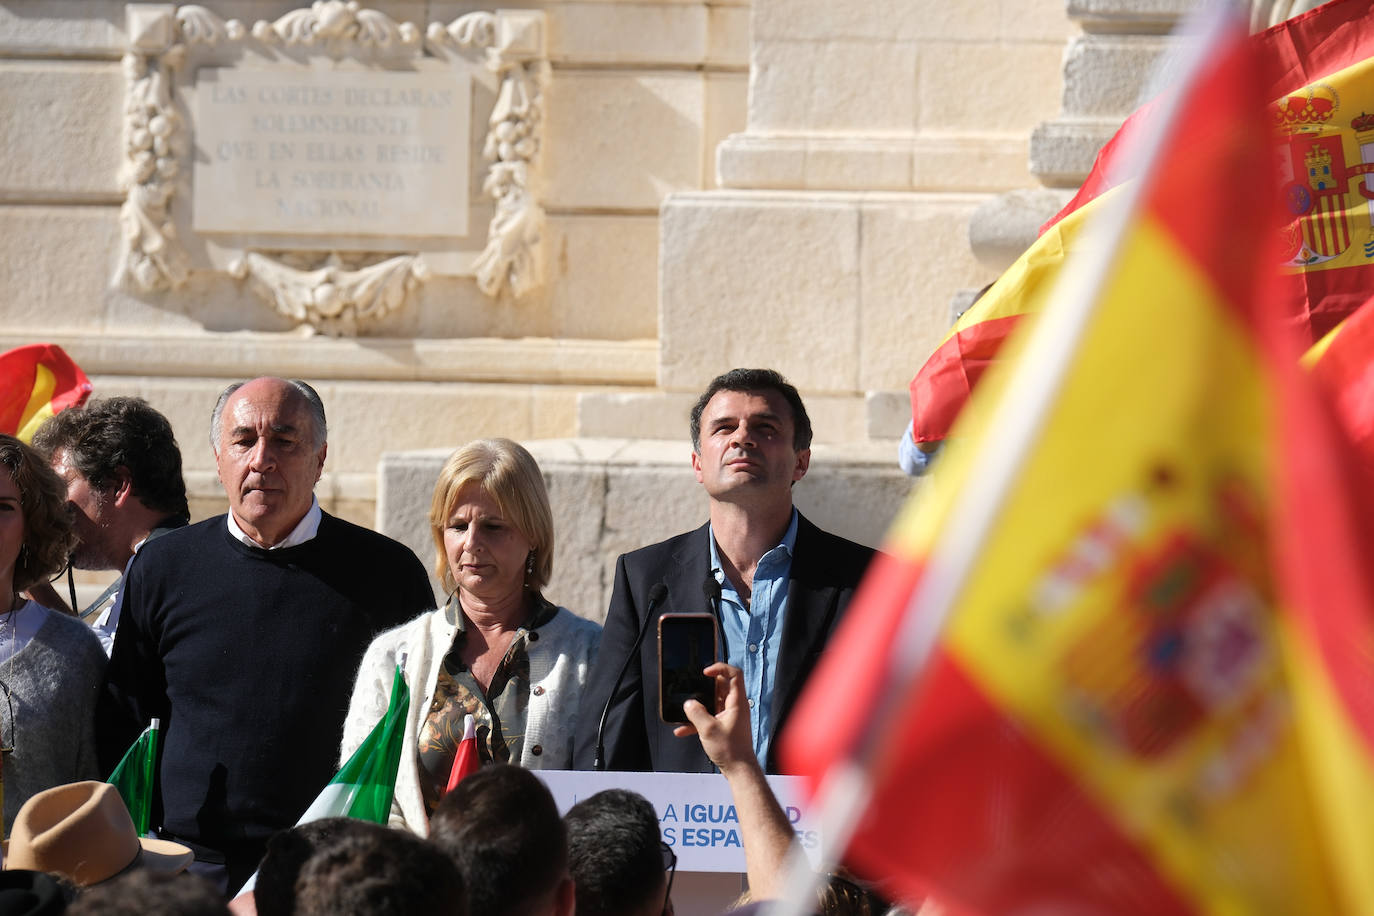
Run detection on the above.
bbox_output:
[209,378,328,451]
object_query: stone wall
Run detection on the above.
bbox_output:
[657,0,1074,411]
[1,0,1177,617]
[0,0,748,533]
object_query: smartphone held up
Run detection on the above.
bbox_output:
[657,612,720,724]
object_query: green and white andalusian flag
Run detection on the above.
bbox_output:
[234,665,409,900]
[297,663,409,824]
[108,718,159,836]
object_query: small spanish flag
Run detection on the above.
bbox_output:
[444,713,480,796]
[0,344,92,442]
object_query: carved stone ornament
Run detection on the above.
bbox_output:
[228,251,430,336]
[118,2,549,335]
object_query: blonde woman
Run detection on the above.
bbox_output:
[341,439,600,833]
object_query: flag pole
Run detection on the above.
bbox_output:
[765,6,1240,914]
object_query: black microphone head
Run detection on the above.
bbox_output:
[647,582,669,606]
[702,575,721,601]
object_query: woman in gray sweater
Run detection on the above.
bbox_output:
[0,434,104,832]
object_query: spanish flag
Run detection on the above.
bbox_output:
[1303,295,1374,466]
[444,713,480,796]
[785,7,1374,914]
[908,189,1108,444]
[911,0,1374,446]
[0,344,92,442]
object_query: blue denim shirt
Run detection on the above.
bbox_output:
[709,509,799,764]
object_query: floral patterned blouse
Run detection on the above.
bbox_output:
[415,594,559,814]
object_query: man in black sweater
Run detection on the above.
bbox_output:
[98,377,434,894]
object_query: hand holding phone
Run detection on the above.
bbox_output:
[672,662,754,769]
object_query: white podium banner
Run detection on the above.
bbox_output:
[536,771,821,874]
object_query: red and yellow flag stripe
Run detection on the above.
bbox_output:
[908,191,1108,444]
[0,344,93,442]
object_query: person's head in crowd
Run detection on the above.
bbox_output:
[428,437,554,597]
[209,378,327,548]
[429,765,573,916]
[0,869,76,916]
[291,821,465,916]
[64,870,228,916]
[5,781,193,888]
[0,435,73,596]
[724,871,904,916]
[253,817,379,916]
[32,397,188,571]
[565,789,673,916]
[816,871,897,916]
[688,369,812,506]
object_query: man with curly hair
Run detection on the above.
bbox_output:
[32,396,188,651]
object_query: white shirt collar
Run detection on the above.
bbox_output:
[225,496,322,549]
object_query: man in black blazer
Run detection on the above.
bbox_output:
[574,369,874,773]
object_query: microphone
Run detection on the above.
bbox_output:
[594,582,668,771]
[702,575,721,625]
[702,577,725,675]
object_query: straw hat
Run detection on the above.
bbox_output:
[4,782,193,887]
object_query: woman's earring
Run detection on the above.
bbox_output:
[525,551,535,586]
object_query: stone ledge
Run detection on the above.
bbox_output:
[0,333,658,386]
[1067,0,1189,34]
[1061,34,1173,118]
[716,133,1035,192]
[546,3,727,67]
[969,187,1074,272]
[1028,118,1123,187]
[0,4,126,57]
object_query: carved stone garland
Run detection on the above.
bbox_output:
[118,1,548,336]
[120,38,191,292]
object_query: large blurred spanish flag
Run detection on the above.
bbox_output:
[784,6,1374,914]
[0,344,92,442]
[1303,295,1374,465]
[911,0,1374,445]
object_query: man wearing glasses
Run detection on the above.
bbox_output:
[565,788,676,916]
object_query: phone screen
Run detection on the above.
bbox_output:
[658,613,718,724]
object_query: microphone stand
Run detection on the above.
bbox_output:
[593,582,668,771]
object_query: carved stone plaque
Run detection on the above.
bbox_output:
[192,68,470,238]
[118,2,549,335]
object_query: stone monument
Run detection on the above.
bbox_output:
[1,0,1227,622]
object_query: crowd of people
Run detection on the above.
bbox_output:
[0,367,908,915]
